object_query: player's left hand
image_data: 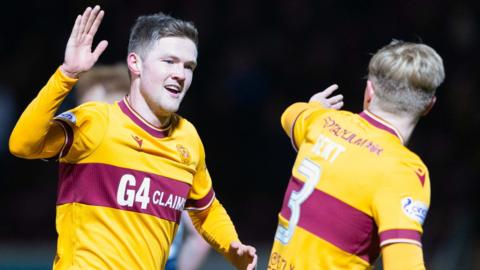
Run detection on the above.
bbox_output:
[228,241,257,270]
[309,84,344,110]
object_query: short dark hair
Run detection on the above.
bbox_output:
[128,12,198,59]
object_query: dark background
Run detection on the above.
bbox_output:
[0,0,478,269]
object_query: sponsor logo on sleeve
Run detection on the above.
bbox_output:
[401,197,428,225]
[56,111,77,124]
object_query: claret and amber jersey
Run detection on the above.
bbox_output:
[269,102,430,270]
[10,69,238,270]
[52,98,215,269]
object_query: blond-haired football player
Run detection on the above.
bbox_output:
[268,40,444,269]
[9,6,256,270]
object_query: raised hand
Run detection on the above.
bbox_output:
[309,84,344,110]
[228,241,257,270]
[60,6,108,78]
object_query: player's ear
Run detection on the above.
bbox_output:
[422,96,436,116]
[127,53,142,76]
[363,80,375,110]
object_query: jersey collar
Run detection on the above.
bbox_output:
[117,97,170,138]
[359,110,404,144]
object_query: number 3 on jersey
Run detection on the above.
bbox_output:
[275,158,322,244]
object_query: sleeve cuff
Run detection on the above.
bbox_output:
[55,66,79,87]
[185,188,215,211]
[379,229,422,247]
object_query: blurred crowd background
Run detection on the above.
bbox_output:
[0,0,478,269]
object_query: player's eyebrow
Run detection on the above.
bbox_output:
[163,55,197,67]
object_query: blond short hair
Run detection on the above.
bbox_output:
[76,63,130,100]
[368,40,445,116]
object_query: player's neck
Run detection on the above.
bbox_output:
[127,89,172,129]
[368,108,419,145]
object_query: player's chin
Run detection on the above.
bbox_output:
[160,101,181,113]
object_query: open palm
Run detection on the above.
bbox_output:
[61,6,108,78]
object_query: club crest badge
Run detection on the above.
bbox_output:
[176,144,191,164]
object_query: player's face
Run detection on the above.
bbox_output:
[139,37,197,115]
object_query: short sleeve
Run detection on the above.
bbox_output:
[185,138,215,211]
[54,102,109,162]
[372,164,430,247]
[280,102,327,151]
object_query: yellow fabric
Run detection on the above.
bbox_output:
[10,68,238,269]
[382,243,426,270]
[280,102,323,149]
[269,103,429,269]
[55,203,172,270]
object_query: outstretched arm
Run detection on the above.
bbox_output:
[9,6,108,159]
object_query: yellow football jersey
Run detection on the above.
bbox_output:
[268,102,430,270]
[52,97,215,269]
[10,69,234,270]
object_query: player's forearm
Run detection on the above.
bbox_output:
[9,67,77,158]
[382,243,426,270]
[188,199,239,262]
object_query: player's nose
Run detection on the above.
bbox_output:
[171,64,186,81]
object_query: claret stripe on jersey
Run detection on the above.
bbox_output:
[58,163,191,223]
[379,229,421,247]
[279,176,380,263]
[185,188,215,210]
